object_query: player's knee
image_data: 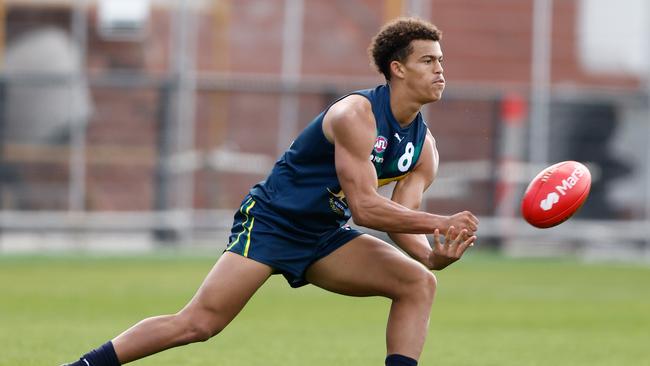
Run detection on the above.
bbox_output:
[393,268,437,301]
[177,312,225,343]
[421,271,437,300]
[186,322,218,343]
[410,270,437,301]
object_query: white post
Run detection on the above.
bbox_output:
[69,0,88,213]
[174,1,198,244]
[277,0,304,155]
[407,0,431,18]
[645,0,650,247]
[529,0,553,166]
[407,0,433,120]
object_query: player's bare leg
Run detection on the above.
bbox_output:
[111,252,273,364]
[305,234,436,361]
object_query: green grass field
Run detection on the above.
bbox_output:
[1,251,649,366]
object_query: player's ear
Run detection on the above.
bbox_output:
[390,60,406,80]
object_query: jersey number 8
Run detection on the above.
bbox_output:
[398,142,415,172]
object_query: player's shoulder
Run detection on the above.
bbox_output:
[323,94,375,142]
[328,94,373,121]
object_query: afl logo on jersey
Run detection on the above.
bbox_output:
[374,136,388,153]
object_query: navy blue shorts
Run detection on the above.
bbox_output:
[225,195,363,288]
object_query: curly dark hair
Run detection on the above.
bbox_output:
[369,18,442,81]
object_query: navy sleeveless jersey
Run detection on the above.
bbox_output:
[249,84,428,234]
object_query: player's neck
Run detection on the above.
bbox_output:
[389,84,423,127]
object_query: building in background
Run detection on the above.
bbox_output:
[0,0,648,256]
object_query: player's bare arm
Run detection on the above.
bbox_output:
[388,131,477,270]
[323,95,475,235]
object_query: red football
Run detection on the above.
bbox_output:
[521,161,592,228]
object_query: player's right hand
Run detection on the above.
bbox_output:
[443,211,479,237]
[428,227,476,270]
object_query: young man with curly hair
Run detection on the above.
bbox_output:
[62,17,479,366]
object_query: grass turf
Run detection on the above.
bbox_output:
[1,251,649,366]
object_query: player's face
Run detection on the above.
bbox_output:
[400,40,445,103]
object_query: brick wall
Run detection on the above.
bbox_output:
[3,1,642,213]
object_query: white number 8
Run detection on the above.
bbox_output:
[398,142,414,172]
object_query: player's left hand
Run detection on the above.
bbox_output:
[428,226,476,271]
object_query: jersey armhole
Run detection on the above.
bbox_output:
[409,125,429,171]
[320,92,376,145]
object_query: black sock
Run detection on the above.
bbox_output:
[69,341,120,366]
[385,354,418,366]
